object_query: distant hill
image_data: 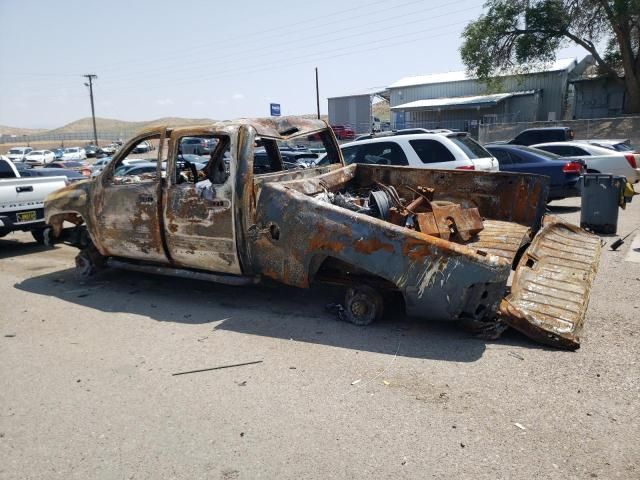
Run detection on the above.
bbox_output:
[1,114,332,139]
[46,117,217,135]
[0,125,47,136]
[372,101,390,122]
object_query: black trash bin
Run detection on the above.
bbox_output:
[579,174,624,234]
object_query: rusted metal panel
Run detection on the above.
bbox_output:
[162,126,242,273]
[498,217,601,349]
[251,174,513,323]
[355,166,549,231]
[466,220,532,263]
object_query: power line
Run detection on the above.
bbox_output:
[96,24,466,97]
[97,0,422,72]
[99,1,477,86]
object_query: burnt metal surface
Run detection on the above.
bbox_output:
[250,165,518,323]
[43,117,602,349]
[106,258,259,285]
[162,125,242,273]
[466,220,532,263]
[498,217,602,349]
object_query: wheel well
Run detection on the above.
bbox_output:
[49,212,84,236]
[310,255,398,291]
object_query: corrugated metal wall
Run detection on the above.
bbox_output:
[573,79,625,119]
[328,95,372,134]
[389,70,571,123]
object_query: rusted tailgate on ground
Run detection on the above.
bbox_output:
[498,217,601,349]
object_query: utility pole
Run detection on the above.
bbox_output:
[83,74,98,146]
[315,67,320,120]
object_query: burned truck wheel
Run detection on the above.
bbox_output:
[74,246,105,280]
[343,285,384,326]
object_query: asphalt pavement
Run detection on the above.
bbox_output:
[1,196,639,479]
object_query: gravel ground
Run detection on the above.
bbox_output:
[1,196,639,479]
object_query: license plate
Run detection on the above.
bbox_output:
[17,210,37,222]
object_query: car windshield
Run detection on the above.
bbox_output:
[448,135,492,159]
[66,148,78,153]
[516,145,561,159]
[9,149,23,154]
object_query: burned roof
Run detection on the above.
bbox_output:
[139,117,329,140]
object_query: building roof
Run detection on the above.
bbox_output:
[328,86,389,100]
[390,91,535,111]
[389,58,577,89]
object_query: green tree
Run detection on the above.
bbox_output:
[460,0,640,113]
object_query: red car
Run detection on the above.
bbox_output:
[331,124,355,140]
[307,124,356,141]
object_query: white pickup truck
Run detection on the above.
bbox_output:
[0,158,68,243]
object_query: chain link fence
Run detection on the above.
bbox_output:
[478,116,640,145]
[0,130,140,145]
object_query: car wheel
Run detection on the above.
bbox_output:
[342,284,384,326]
[31,228,46,245]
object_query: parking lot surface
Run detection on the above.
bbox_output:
[1,197,639,479]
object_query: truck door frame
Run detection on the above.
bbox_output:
[91,128,169,262]
[162,126,242,274]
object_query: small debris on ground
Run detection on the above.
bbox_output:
[326,303,347,322]
[383,380,390,386]
[172,360,263,376]
[514,423,526,430]
[4,334,16,338]
[351,379,361,386]
[509,351,525,360]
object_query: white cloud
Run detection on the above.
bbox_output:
[231,93,244,101]
[156,98,174,106]
[191,99,206,106]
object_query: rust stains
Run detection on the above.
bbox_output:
[353,237,394,255]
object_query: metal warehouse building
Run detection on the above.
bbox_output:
[388,58,578,132]
[328,58,594,135]
[327,88,389,134]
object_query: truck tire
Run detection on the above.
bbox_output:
[31,228,46,245]
[74,246,105,279]
[343,285,384,326]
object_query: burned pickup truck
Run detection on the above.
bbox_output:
[45,117,600,349]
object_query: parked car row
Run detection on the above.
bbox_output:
[491,126,639,184]
[315,125,638,202]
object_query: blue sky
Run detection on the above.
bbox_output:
[0,0,588,128]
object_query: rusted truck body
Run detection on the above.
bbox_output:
[44,117,600,349]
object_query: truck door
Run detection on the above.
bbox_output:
[163,131,242,274]
[92,129,168,263]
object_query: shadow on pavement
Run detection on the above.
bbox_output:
[0,237,56,260]
[546,204,581,213]
[10,266,532,363]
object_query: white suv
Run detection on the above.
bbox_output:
[335,132,499,171]
[61,147,87,161]
[6,147,33,162]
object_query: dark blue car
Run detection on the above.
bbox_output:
[485,144,585,201]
